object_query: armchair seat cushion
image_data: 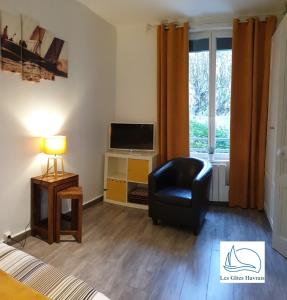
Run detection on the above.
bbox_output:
[154,187,192,207]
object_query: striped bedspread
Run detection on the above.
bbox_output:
[0,243,109,300]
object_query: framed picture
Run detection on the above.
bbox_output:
[0,11,22,73]
[44,37,68,78]
[0,10,68,82]
[40,30,55,80]
[21,15,42,82]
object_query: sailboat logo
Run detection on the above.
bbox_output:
[224,245,261,273]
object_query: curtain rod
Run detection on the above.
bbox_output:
[236,16,277,23]
[147,13,282,30]
[147,23,186,30]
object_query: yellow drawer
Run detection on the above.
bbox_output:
[106,179,127,202]
[128,159,149,183]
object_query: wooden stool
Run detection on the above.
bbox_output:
[56,186,83,243]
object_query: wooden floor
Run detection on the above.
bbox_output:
[19,203,287,300]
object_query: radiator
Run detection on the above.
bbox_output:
[209,163,229,202]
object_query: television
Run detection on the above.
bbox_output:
[110,123,155,151]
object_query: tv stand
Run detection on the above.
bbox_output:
[104,151,157,209]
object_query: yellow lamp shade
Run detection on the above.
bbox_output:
[43,136,66,155]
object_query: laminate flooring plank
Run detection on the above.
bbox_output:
[179,234,213,300]
[17,203,287,300]
[232,208,287,300]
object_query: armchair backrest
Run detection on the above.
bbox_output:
[171,157,204,189]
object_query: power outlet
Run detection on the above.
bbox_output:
[3,231,11,241]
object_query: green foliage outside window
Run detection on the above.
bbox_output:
[189,49,231,154]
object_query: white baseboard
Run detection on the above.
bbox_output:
[0,227,31,244]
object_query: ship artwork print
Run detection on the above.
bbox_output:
[0,10,68,83]
[0,11,22,73]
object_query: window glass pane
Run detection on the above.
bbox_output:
[189,38,209,154]
[215,37,232,154]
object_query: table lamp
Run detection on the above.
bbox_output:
[43,136,66,178]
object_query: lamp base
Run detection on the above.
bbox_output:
[46,156,65,178]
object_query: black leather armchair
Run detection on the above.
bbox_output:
[148,157,212,234]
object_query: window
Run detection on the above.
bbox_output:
[189,31,232,160]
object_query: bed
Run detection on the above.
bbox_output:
[0,243,109,300]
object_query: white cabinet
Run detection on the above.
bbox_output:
[104,151,157,209]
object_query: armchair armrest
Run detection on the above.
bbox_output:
[192,161,212,206]
[193,162,212,185]
[148,161,176,195]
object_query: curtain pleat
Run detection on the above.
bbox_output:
[229,16,277,209]
[157,23,189,165]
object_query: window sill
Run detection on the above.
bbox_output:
[190,153,229,164]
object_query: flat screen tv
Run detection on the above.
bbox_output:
[110,123,154,151]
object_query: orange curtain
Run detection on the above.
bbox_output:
[157,23,189,165]
[229,17,277,209]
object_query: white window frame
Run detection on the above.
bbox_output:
[189,29,232,162]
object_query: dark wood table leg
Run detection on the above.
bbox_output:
[56,196,61,243]
[31,181,35,236]
[71,199,76,229]
[47,186,54,244]
[71,196,82,243]
[77,196,83,243]
[31,182,42,237]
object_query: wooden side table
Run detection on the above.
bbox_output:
[31,173,79,244]
[56,186,83,243]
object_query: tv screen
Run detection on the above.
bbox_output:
[110,123,154,151]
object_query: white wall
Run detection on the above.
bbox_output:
[115,25,157,123]
[0,0,116,239]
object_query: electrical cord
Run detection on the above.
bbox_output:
[6,222,30,248]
